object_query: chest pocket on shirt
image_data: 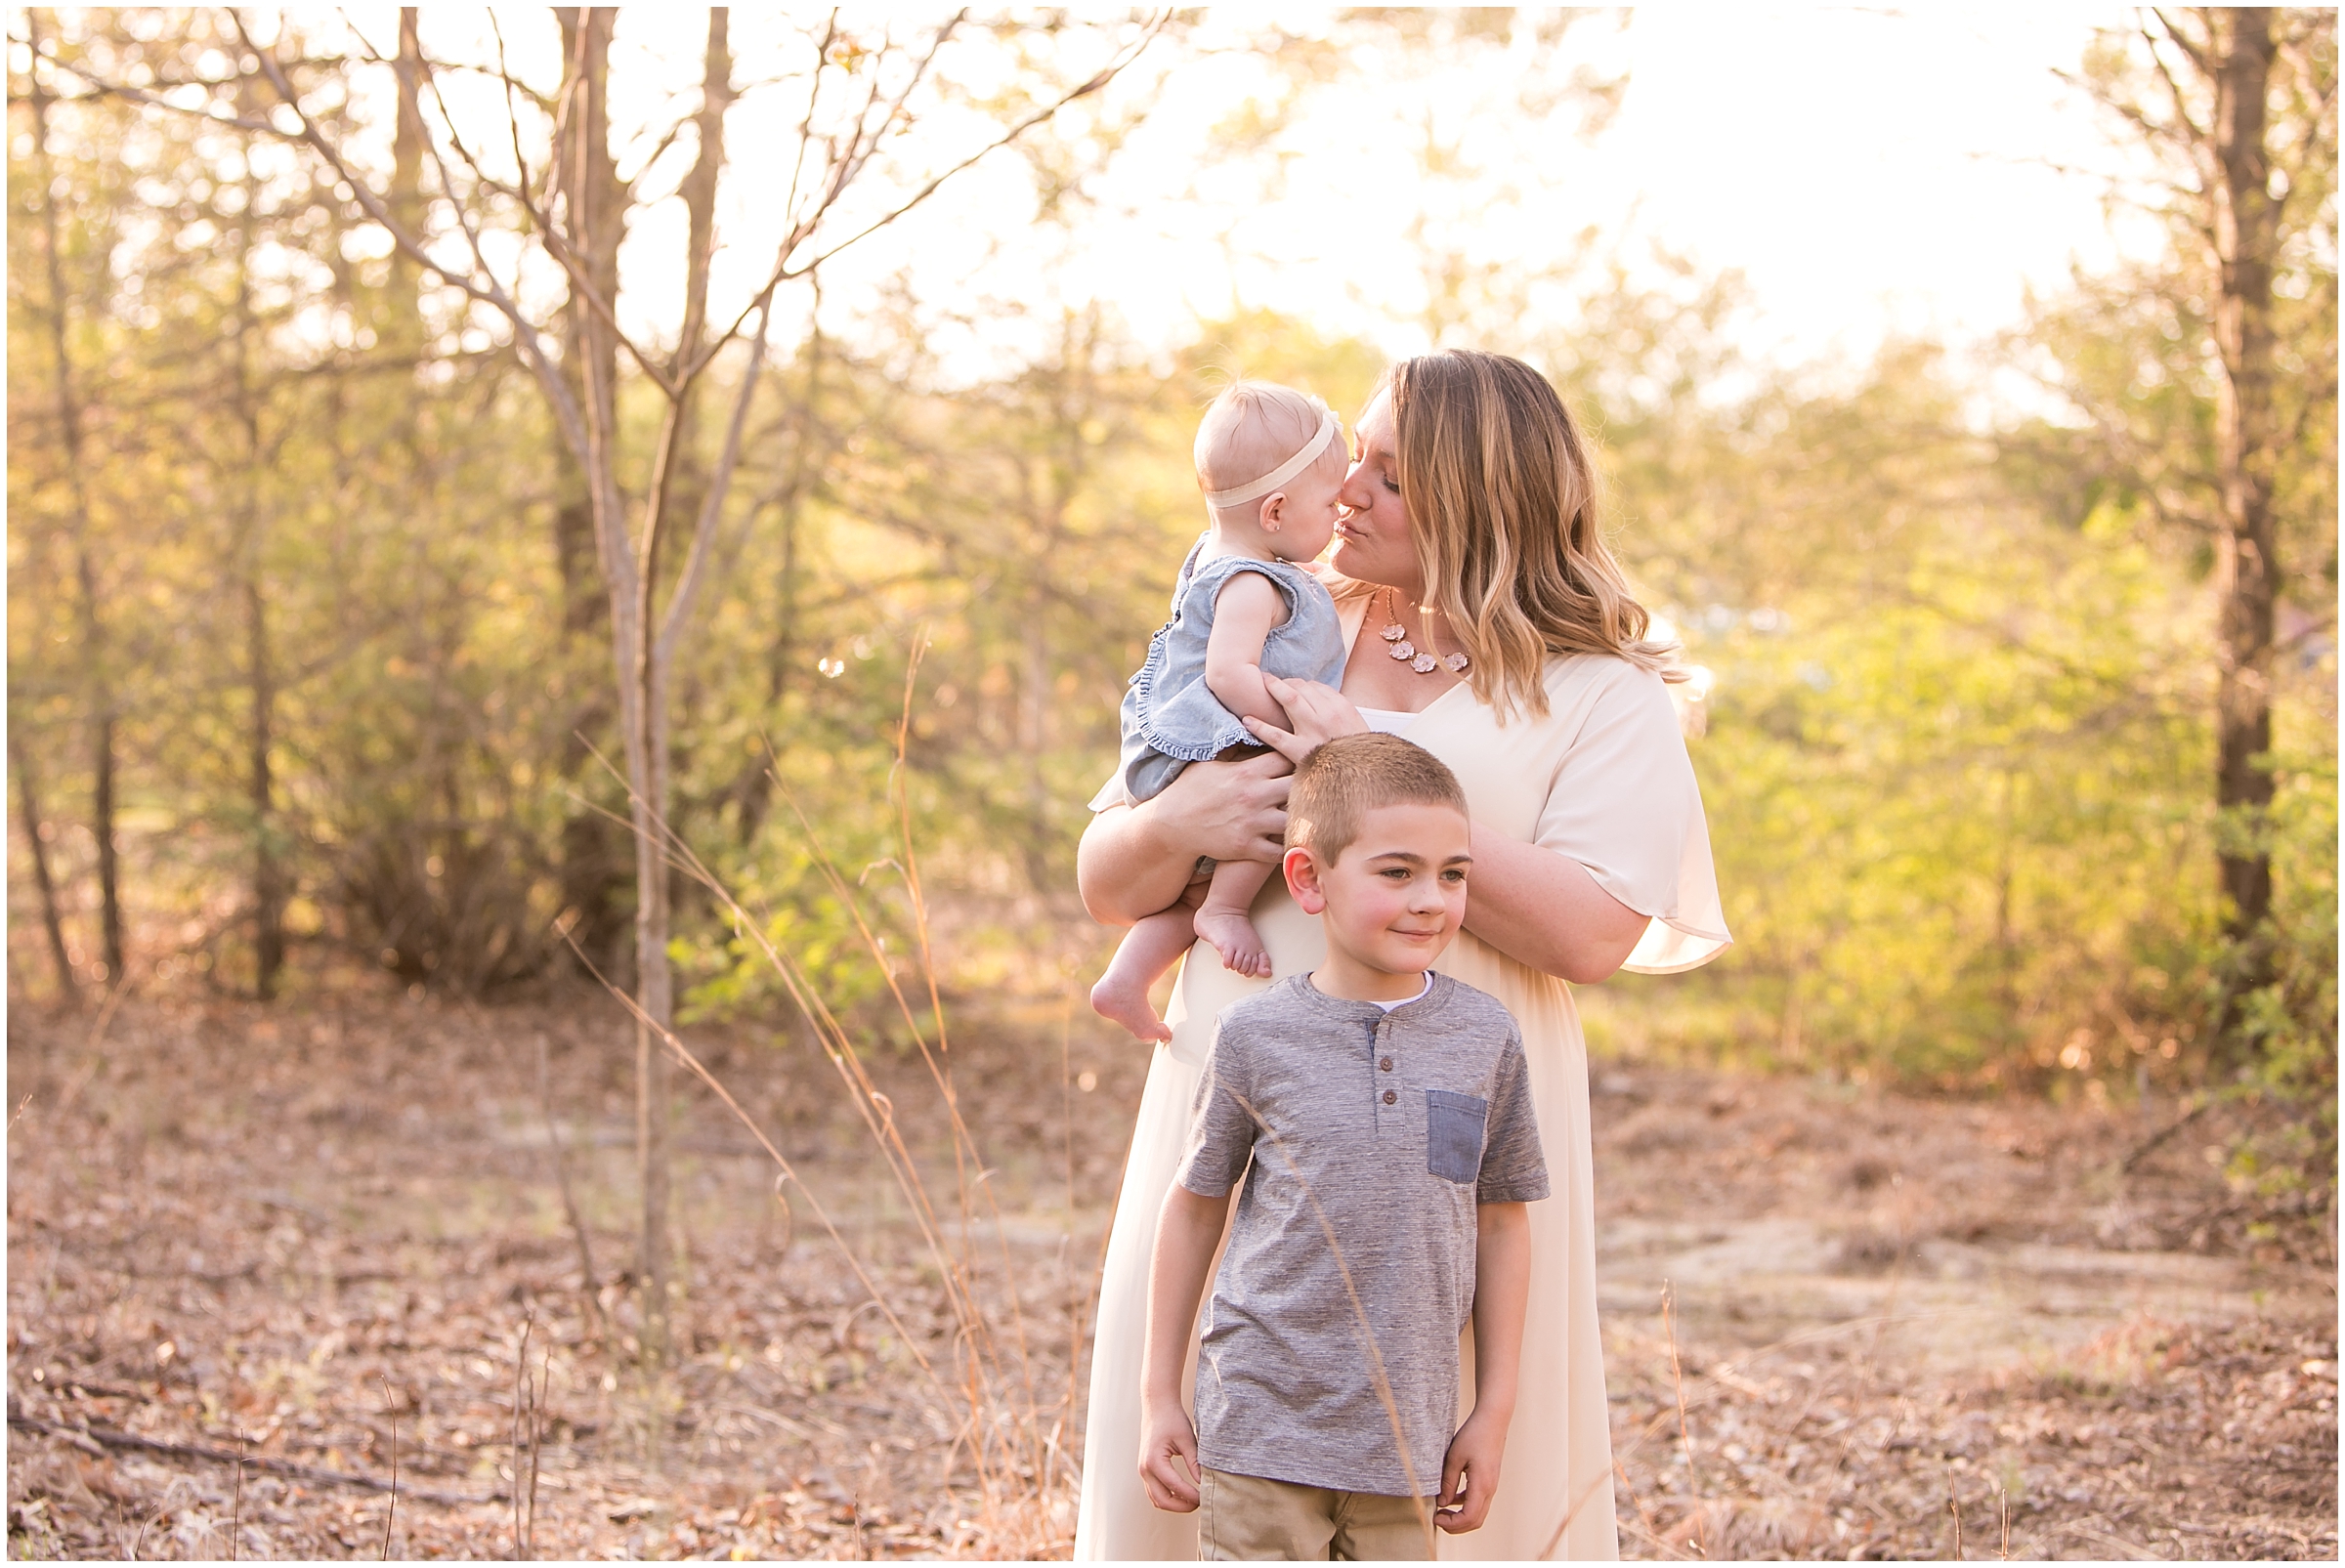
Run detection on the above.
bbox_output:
[1426,1090,1488,1185]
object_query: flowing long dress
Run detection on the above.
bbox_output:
[1074,616,1730,1562]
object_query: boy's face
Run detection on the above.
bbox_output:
[1285,801,1471,976]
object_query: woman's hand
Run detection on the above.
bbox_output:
[1240,676,1369,764]
[1076,750,1293,927]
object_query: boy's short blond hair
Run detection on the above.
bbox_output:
[1285,734,1468,866]
[1194,381,1343,506]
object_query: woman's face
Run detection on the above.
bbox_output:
[1331,390,1423,596]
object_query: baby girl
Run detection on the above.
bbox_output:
[1088,382,1349,1043]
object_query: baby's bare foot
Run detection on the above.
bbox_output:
[1090,973,1172,1043]
[1195,908,1272,980]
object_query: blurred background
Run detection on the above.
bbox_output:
[11,5,2331,1135]
[3,9,2335,1556]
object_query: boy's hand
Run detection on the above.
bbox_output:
[1434,1406,1509,1534]
[1136,1396,1204,1512]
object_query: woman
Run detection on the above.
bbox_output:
[1074,351,1728,1560]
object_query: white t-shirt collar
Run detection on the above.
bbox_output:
[1371,973,1432,1012]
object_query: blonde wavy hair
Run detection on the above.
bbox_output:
[1372,349,1680,719]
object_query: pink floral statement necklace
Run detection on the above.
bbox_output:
[1378,587,1470,676]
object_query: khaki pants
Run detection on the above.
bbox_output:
[1196,1468,1434,1561]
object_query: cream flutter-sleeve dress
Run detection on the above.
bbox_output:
[1074,610,1730,1562]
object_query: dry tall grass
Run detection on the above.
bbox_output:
[585,648,1092,1557]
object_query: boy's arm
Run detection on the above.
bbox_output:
[1437,1201,1530,1534]
[1137,1182,1235,1512]
[1201,572,1293,729]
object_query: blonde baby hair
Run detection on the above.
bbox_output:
[1194,381,1345,516]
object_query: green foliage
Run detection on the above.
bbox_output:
[4,12,2333,1147]
[2236,746,2339,1115]
[1578,334,2243,1092]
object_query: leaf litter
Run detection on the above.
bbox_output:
[6,994,2335,1559]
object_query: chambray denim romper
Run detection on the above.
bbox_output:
[1117,535,1347,805]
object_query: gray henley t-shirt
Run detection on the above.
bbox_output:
[1176,971,1549,1498]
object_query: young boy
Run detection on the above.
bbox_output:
[1136,734,1546,1561]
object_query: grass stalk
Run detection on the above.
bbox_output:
[1663,1282,1706,1557]
[228,1435,243,1561]
[512,1312,534,1560]
[1226,1084,1435,1553]
[575,654,1087,1547]
[379,1375,397,1561]
[533,1032,605,1341]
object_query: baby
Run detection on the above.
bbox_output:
[1088,382,1349,1043]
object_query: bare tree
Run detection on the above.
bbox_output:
[43,8,1167,1360]
[10,732,77,1005]
[549,9,631,985]
[24,9,123,988]
[2069,7,2336,1049]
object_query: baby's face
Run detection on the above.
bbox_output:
[1269,453,1347,562]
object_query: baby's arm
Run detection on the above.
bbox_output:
[1438,1201,1530,1534]
[1201,572,1294,730]
[1138,1182,1235,1512]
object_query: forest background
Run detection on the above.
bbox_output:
[7,8,2336,1216]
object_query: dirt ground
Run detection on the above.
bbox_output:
[6,985,2335,1560]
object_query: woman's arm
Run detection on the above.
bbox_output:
[1460,827,1649,985]
[1244,674,1648,984]
[1077,750,1295,926]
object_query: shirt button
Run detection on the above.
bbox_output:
[1379,1057,1394,1072]
[1382,1089,1396,1105]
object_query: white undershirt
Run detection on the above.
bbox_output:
[1371,973,1432,1011]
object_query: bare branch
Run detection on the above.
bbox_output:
[618,114,695,201]
[2140,15,2214,165]
[409,31,677,399]
[2148,8,2215,81]
[774,14,840,260]
[34,48,278,133]
[660,305,776,669]
[487,15,552,212]
[783,14,1170,284]
[227,13,592,472]
[821,20,941,226]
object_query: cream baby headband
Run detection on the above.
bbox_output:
[1203,410,1342,509]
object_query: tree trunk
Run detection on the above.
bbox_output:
[387,10,427,356]
[12,740,78,1004]
[2207,8,2281,1042]
[28,14,123,986]
[625,7,734,1367]
[234,157,284,1001]
[84,601,121,988]
[553,8,632,985]
[733,311,828,847]
[1018,576,1054,892]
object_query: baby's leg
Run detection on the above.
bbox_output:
[1193,858,1274,980]
[1090,903,1204,1044]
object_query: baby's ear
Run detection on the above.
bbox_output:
[1257,491,1286,532]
